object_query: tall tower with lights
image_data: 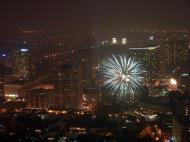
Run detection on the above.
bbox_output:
[12,47,35,80]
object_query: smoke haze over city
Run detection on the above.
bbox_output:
[0,0,190,142]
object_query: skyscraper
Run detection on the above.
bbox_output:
[55,64,83,109]
[161,39,189,75]
[171,92,190,142]
[12,47,35,80]
[0,62,4,101]
[129,46,160,83]
[26,88,54,109]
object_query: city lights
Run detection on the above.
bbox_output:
[149,36,154,40]
[20,48,29,52]
[122,38,127,45]
[169,78,177,86]
[0,0,190,141]
[112,38,117,44]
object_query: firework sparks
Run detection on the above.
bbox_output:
[100,54,144,97]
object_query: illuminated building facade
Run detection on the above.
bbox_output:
[129,46,160,83]
[0,62,4,101]
[4,84,23,101]
[101,37,127,45]
[161,39,189,75]
[77,48,103,89]
[81,88,100,111]
[78,49,95,89]
[12,44,35,80]
[55,64,83,109]
[26,88,54,109]
[160,39,190,89]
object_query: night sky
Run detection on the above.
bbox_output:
[0,0,190,32]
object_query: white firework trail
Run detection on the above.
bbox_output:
[100,54,144,97]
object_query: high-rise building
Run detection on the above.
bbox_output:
[55,64,83,109]
[160,39,190,90]
[0,62,4,101]
[129,46,160,83]
[78,48,100,89]
[171,92,190,142]
[26,88,54,109]
[12,46,35,80]
[97,44,160,84]
[161,39,189,75]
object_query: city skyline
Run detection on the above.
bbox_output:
[0,1,190,141]
[0,0,190,33]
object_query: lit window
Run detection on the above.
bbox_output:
[122,38,127,45]
[112,38,117,44]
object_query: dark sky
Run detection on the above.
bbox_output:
[0,0,190,31]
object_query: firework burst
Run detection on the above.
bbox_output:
[100,54,144,97]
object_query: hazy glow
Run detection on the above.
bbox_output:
[170,78,177,85]
[20,48,29,52]
[100,54,144,96]
[122,38,127,45]
[149,36,154,40]
[112,38,117,44]
[2,54,6,57]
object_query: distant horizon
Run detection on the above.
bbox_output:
[1,0,190,34]
[0,25,189,36]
